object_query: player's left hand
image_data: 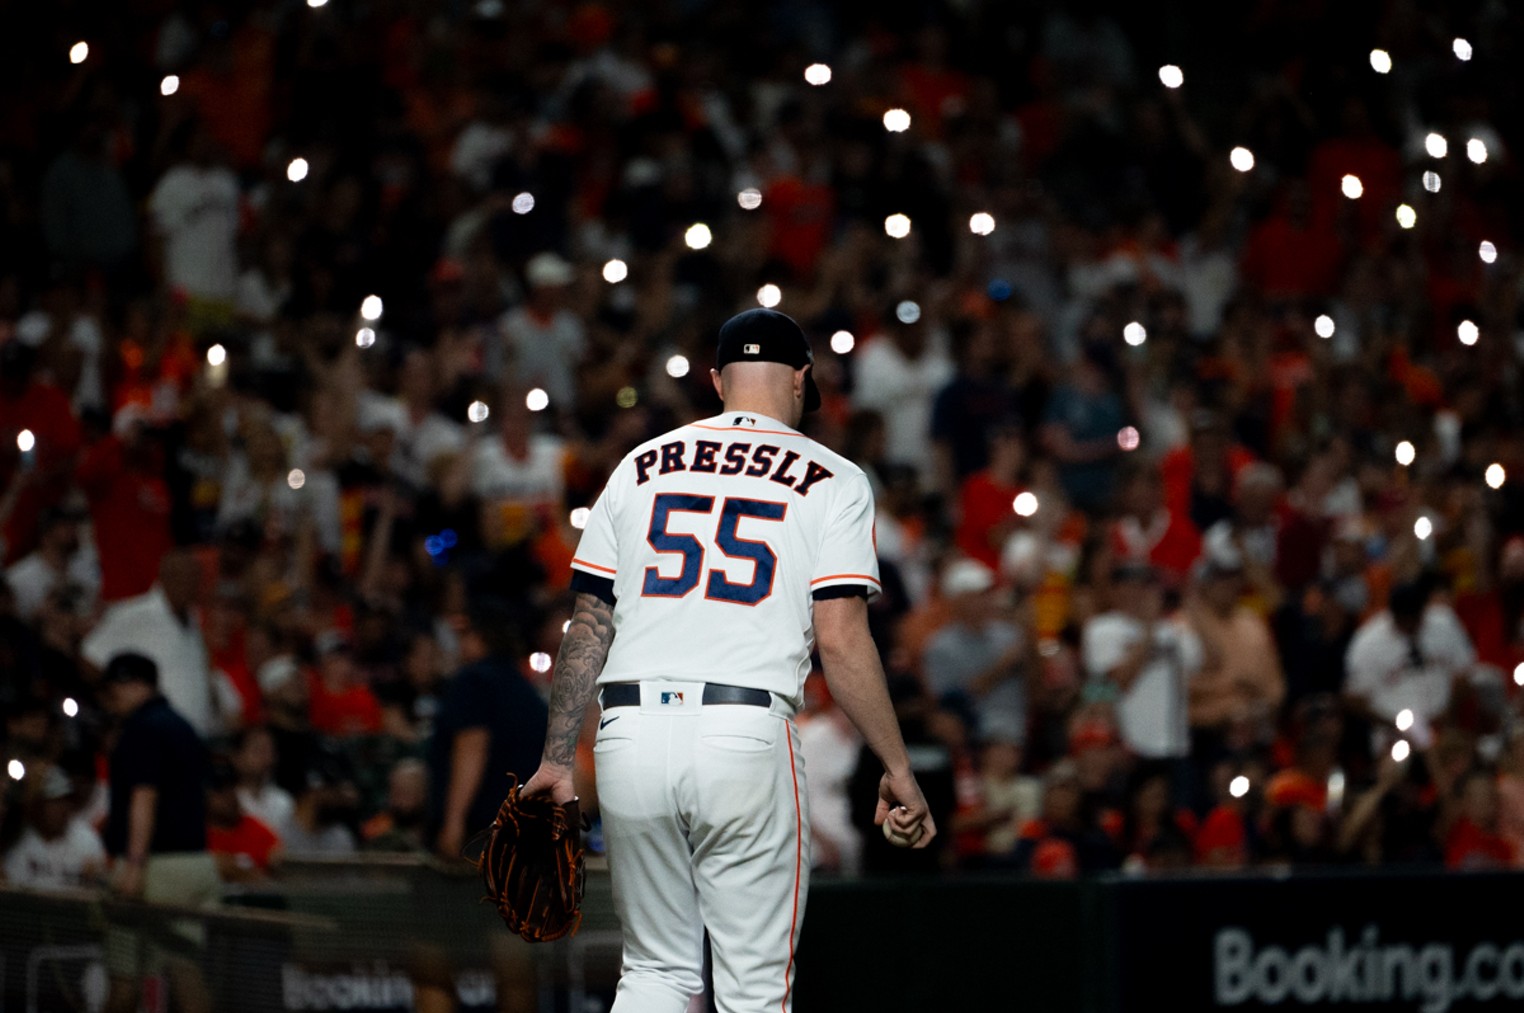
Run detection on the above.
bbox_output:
[521,761,577,805]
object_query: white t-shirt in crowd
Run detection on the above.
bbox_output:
[1083,612,1203,758]
[471,433,566,507]
[3,821,107,890]
[1345,604,1475,724]
[149,164,240,302]
[851,334,953,479]
[6,550,99,619]
[81,586,242,738]
[798,712,863,875]
[238,783,296,842]
[493,306,587,408]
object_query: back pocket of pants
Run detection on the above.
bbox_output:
[698,710,780,753]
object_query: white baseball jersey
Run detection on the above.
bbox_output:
[570,412,880,704]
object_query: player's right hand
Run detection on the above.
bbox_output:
[875,769,936,849]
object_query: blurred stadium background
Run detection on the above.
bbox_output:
[3,0,1524,1010]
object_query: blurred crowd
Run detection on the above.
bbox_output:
[4,0,1524,904]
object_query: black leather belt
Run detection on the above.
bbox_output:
[600,682,772,708]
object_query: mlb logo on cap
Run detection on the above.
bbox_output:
[744,344,760,354]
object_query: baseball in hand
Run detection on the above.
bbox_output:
[881,814,923,848]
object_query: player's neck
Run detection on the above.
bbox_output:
[720,397,799,429]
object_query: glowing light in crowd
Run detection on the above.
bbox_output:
[1486,464,1506,489]
[16,430,34,453]
[684,223,712,250]
[1453,38,1472,61]
[1369,49,1392,74]
[1117,426,1141,452]
[1424,133,1448,159]
[895,300,921,324]
[1467,138,1488,164]
[1396,709,1414,732]
[526,388,549,412]
[307,0,329,7]
[1480,241,1497,264]
[1341,174,1364,199]
[1423,171,1441,193]
[882,108,911,133]
[884,213,911,239]
[1414,516,1433,541]
[1123,321,1147,346]
[1457,320,1479,346]
[804,63,832,86]
[1230,776,1250,799]
[562,620,571,634]
[737,188,762,210]
[511,192,535,215]
[161,75,179,96]
[529,652,553,674]
[69,42,88,65]
[602,259,628,283]
[62,698,78,718]
[569,508,591,530]
[1229,147,1255,172]
[287,158,309,182]
[360,295,383,321]
[467,400,490,423]
[355,327,376,349]
[756,284,782,308]
[1012,492,1039,517]
[969,212,996,236]
[287,469,306,490]
[1314,314,1335,338]
[1515,663,1524,687]
[1395,441,1415,467]
[1157,65,1183,89]
[1395,204,1417,229]
[206,344,227,367]
[665,355,690,378]
[1392,740,1411,763]
[7,760,23,781]
[830,330,855,354]
[616,386,638,408]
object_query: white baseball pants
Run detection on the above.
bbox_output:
[594,682,810,1013]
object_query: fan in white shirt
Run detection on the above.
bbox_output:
[3,769,106,891]
[1345,581,1475,739]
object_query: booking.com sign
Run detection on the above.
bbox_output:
[1215,926,1524,1012]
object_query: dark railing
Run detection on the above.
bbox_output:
[7,863,1524,1012]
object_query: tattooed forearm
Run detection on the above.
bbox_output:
[542,592,616,768]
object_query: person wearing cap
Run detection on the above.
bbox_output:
[1185,542,1284,759]
[921,557,1030,744]
[492,251,586,408]
[99,652,218,1013]
[521,308,933,1012]
[1082,562,1203,764]
[4,503,97,620]
[2,766,107,890]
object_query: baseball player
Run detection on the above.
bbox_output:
[522,308,935,1013]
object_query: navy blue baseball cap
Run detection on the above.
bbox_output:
[715,309,821,413]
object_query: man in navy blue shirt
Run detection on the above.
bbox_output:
[100,652,218,1013]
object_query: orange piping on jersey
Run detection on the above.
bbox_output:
[782,728,802,1012]
[810,573,882,586]
[571,558,617,575]
[689,424,801,438]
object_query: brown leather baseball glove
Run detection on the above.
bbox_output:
[472,775,586,942]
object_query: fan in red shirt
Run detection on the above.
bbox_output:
[307,633,383,738]
[1446,768,1517,870]
[1159,412,1256,532]
[0,342,83,563]
[1108,464,1200,588]
[955,427,1025,571]
[75,411,174,602]
[207,761,282,880]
